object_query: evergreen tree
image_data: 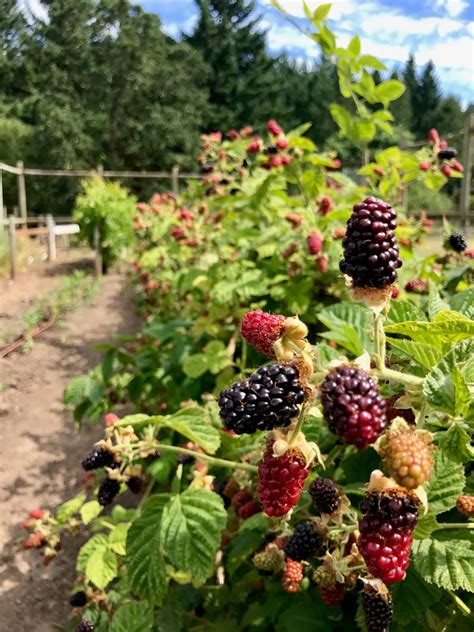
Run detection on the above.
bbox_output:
[389,70,412,131]
[418,61,442,135]
[403,54,422,134]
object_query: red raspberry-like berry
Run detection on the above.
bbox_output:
[441,165,452,177]
[333,227,346,239]
[404,278,428,294]
[171,226,186,241]
[340,197,402,289]
[465,249,474,259]
[227,128,239,140]
[240,310,286,356]
[257,441,310,517]
[321,365,387,449]
[307,232,323,255]
[316,255,329,273]
[267,119,283,136]
[359,488,419,584]
[22,533,45,548]
[374,166,384,177]
[238,500,260,520]
[283,243,298,259]
[104,412,119,427]
[276,137,289,150]
[247,139,262,153]
[419,161,430,171]
[29,508,46,520]
[282,558,303,592]
[241,126,253,137]
[456,495,474,516]
[231,489,252,509]
[380,426,433,489]
[179,208,194,222]
[391,287,400,298]
[327,159,342,170]
[281,154,292,166]
[427,128,439,144]
[439,139,448,149]
[269,155,283,168]
[285,212,304,227]
[318,195,333,215]
[319,583,345,606]
[452,160,464,172]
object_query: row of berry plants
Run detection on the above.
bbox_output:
[25,4,473,632]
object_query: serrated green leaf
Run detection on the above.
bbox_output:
[348,34,361,56]
[318,302,373,356]
[384,314,474,350]
[80,500,103,525]
[426,450,465,516]
[386,338,442,371]
[452,365,471,416]
[330,104,353,137]
[64,375,94,406]
[427,283,449,319]
[238,512,271,533]
[439,422,474,463]
[413,514,440,539]
[126,496,168,604]
[77,534,108,573]
[110,602,154,632]
[450,287,474,318]
[182,353,208,378]
[160,407,220,454]
[387,300,425,324]
[56,491,86,524]
[392,568,442,625]
[413,530,474,592]
[86,545,118,589]
[375,80,405,102]
[161,489,227,583]
[108,523,130,555]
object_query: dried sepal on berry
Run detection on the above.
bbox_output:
[253,542,285,573]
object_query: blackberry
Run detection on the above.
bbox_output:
[362,588,393,632]
[449,232,467,252]
[339,197,402,289]
[321,365,386,449]
[266,145,279,155]
[69,591,87,607]
[214,479,231,508]
[309,477,341,514]
[320,583,345,606]
[81,446,115,471]
[437,147,457,160]
[98,478,120,506]
[283,523,324,561]
[75,620,94,632]
[218,364,306,434]
[177,453,195,465]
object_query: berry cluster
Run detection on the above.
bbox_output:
[75,620,94,632]
[240,309,286,356]
[449,232,467,253]
[98,478,120,506]
[321,365,386,449]
[218,364,306,434]
[309,477,341,514]
[358,489,419,584]
[283,523,324,561]
[282,558,303,593]
[257,441,310,516]
[81,446,115,471]
[340,197,402,289]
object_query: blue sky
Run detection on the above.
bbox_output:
[140,0,474,104]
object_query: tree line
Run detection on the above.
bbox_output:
[0,0,469,213]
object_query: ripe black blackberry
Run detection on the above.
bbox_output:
[309,477,341,514]
[362,588,393,632]
[98,478,120,506]
[81,446,115,471]
[218,364,306,434]
[449,232,467,252]
[438,147,457,160]
[69,591,87,607]
[283,523,324,562]
[321,365,386,449]
[339,197,402,289]
[214,479,231,508]
[266,145,279,155]
[177,453,195,465]
[75,620,94,632]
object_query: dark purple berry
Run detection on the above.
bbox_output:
[339,196,402,289]
[98,478,120,506]
[177,453,195,465]
[309,478,341,514]
[69,590,87,607]
[218,364,307,434]
[321,365,386,449]
[283,523,325,562]
[126,476,145,495]
[81,446,115,471]
[75,620,94,632]
[362,587,393,632]
[449,232,467,253]
[438,147,457,160]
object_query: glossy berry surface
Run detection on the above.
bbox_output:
[75,620,94,632]
[359,490,419,584]
[438,147,457,160]
[404,278,428,294]
[382,429,432,489]
[98,478,120,506]
[340,196,402,289]
[320,583,345,606]
[362,589,393,632]
[309,477,341,514]
[81,446,115,471]
[219,364,306,434]
[257,441,310,517]
[284,523,324,561]
[69,590,87,607]
[321,365,386,449]
[240,310,286,356]
[238,500,260,520]
[282,558,303,592]
[449,232,467,252]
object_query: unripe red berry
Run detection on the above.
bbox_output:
[307,232,323,255]
[23,533,45,548]
[391,287,400,298]
[281,154,292,166]
[441,165,452,177]
[427,128,439,144]
[380,426,433,489]
[241,126,254,137]
[404,278,428,294]
[374,166,384,176]
[238,500,260,519]
[226,129,239,140]
[171,226,186,241]
[209,131,222,142]
[267,119,283,136]
[419,161,430,171]
[286,213,303,227]
[283,243,298,259]
[179,208,194,222]
[452,160,464,172]
[269,155,283,168]
[247,139,262,153]
[456,495,474,516]
[29,508,46,520]
[240,310,286,356]
[318,195,333,215]
[439,139,448,149]
[282,558,303,592]
[316,255,329,273]
[104,412,119,427]
[276,137,289,150]
[320,583,345,606]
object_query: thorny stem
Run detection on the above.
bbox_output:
[448,590,472,616]
[149,442,258,473]
[378,367,424,387]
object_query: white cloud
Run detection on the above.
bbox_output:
[161,14,197,38]
[17,0,48,21]
[434,0,469,18]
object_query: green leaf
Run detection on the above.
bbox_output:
[348,34,361,56]
[413,514,440,540]
[108,523,130,555]
[426,450,465,516]
[392,568,442,625]
[439,422,474,463]
[226,530,263,577]
[318,302,373,356]
[313,3,332,20]
[387,300,425,323]
[355,119,376,142]
[64,375,94,406]
[359,54,386,70]
[375,80,405,102]
[161,489,227,583]
[386,338,442,371]
[86,545,118,589]
[110,602,154,632]
[80,500,103,525]
[56,492,86,524]
[424,170,447,191]
[126,496,168,604]
[181,353,208,378]
[77,534,108,573]
[160,407,221,454]
[427,283,449,319]
[385,312,474,349]
[329,104,353,137]
[238,512,271,533]
[423,339,474,415]
[413,530,474,592]
[450,287,474,319]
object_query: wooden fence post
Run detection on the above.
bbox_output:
[171,165,179,196]
[8,215,16,280]
[46,214,56,261]
[16,160,27,221]
[94,226,102,277]
[97,164,104,179]
[459,112,474,231]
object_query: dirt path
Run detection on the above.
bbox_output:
[0,272,139,632]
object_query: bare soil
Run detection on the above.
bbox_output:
[0,265,139,632]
